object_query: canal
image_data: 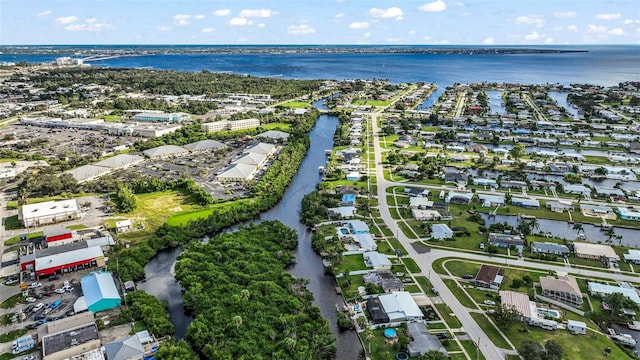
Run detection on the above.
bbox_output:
[139,99,363,359]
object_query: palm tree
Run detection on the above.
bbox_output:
[604,227,616,245]
[572,223,583,237]
[364,328,374,356]
[232,315,243,329]
[528,219,540,234]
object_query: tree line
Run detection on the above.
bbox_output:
[174,221,335,359]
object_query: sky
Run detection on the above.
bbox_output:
[1,0,639,45]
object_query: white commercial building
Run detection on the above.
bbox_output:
[19,199,81,228]
[201,118,260,132]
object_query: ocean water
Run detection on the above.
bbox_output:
[1,45,638,86]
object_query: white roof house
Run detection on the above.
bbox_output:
[478,194,505,207]
[500,290,536,320]
[257,130,290,142]
[66,164,112,183]
[142,145,189,158]
[245,142,276,155]
[573,242,619,261]
[93,154,144,169]
[232,152,268,166]
[216,164,258,182]
[587,282,640,304]
[19,199,81,228]
[378,291,424,322]
[183,140,227,152]
[409,197,434,209]
[364,251,392,270]
[353,234,377,251]
[431,223,454,240]
[623,249,640,264]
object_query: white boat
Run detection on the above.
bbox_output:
[612,334,637,347]
[628,321,640,331]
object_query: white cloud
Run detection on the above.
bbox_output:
[229,17,253,26]
[364,32,371,37]
[202,27,215,33]
[288,24,316,35]
[423,35,432,40]
[335,13,345,19]
[567,25,578,31]
[608,28,625,35]
[65,21,111,32]
[370,7,404,20]
[408,30,416,35]
[435,39,450,44]
[157,26,171,31]
[55,16,78,24]
[194,14,205,20]
[257,23,266,28]
[419,0,446,12]
[349,22,369,29]
[544,37,554,44]
[515,15,544,27]
[554,12,576,19]
[173,14,191,26]
[483,37,494,44]
[524,31,542,41]
[587,24,607,33]
[596,13,621,20]
[238,9,278,18]
[213,9,231,17]
[37,10,51,17]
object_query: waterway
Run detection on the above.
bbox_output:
[547,91,582,119]
[486,90,506,116]
[139,99,362,359]
[479,213,640,247]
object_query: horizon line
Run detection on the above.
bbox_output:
[0,43,636,47]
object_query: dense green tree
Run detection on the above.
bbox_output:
[519,341,545,360]
[492,304,520,329]
[509,143,526,160]
[156,339,198,360]
[420,350,449,360]
[543,339,563,360]
[113,184,137,213]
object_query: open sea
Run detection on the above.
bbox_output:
[1,45,639,87]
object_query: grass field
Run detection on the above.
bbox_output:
[335,254,368,274]
[353,99,392,107]
[433,303,463,328]
[402,257,422,273]
[0,329,28,343]
[110,191,200,242]
[165,197,256,227]
[469,312,512,349]
[2,215,20,230]
[442,279,477,308]
[459,340,486,360]
[277,101,312,108]
[259,122,292,131]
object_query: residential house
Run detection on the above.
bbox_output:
[596,187,626,200]
[530,180,557,191]
[563,184,591,197]
[573,242,619,262]
[443,172,468,185]
[410,197,434,209]
[411,209,442,221]
[500,180,528,189]
[511,197,540,209]
[539,275,583,308]
[477,194,505,208]
[328,206,356,219]
[531,242,569,256]
[488,233,525,248]
[579,204,615,218]
[445,192,473,204]
[431,224,454,240]
[366,297,390,324]
[547,201,574,213]
[377,291,424,322]
[406,322,448,358]
[623,249,640,265]
[364,252,392,270]
[499,290,537,322]
[617,207,640,221]
[348,220,370,234]
[473,264,504,289]
[587,282,640,305]
[352,234,377,251]
[473,178,497,187]
[363,270,404,293]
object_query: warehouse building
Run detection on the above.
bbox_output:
[18,199,81,228]
[20,242,105,277]
[80,271,121,313]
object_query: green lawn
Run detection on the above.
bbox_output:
[165,197,254,227]
[259,122,292,131]
[469,312,512,349]
[0,329,28,343]
[404,285,421,293]
[433,303,463,328]
[459,340,486,360]
[278,101,312,108]
[2,215,20,230]
[415,276,435,296]
[505,324,633,360]
[335,254,368,274]
[354,99,392,107]
[402,258,421,273]
[442,260,481,278]
[0,293,25,309]
[442,279,476,308]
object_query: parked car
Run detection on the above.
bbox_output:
[54,288,65,294]
[35,319,47,325]
[462,274,473,279]
[22,355,36,360]
[42,292,54,297]
[65,309,75,317]
[32,303,45,312]
[28,283,42,289]
[64,286,74,293]
[431,288,439,295]
[3,276,19,285]
[483,300,496,306]
[34,314,46,321]
[25,323,38,330]
[48,275,60,281]
[23,305,34,313]
[25,297,36,303]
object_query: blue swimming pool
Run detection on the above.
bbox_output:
[384,328,397,338]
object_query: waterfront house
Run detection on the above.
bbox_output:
[579,204,615,218]
[411,209,442,221]
[445,191,473,204]
[473,178,497,187]
[473,264,504,289]
[574,242,619,262]
[623,249,640,265]
[352,234,377,251]
[547,201,574,213]
[477,194,505,208]
[431,224,454,240]
[539,275,583,308]
[366,297,390,324]
[499,290,535,321]
[443,172,468,185]
[363,270,404,293]
[596,187,626,200]
[563,184,591,197]
[588,282,640,305]
[511,197,540,209]
[617,207,640,221]
[377,291,424,322]
[407,322,448,358]
[500,180,527,190]
[348,220,370,234]
[531,242,570,256]
[364,251,392,270]
[328,206,356,219]
[488,233,525,248]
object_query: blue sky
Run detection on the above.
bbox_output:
[1,0,639,45]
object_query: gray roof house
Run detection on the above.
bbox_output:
[431,223,454,240]
[183,139,227,152]
[531,242,569,256]
[142,145,189,158]
[364,251,392,270]
[104,335,145,360]
[407,322,448,357]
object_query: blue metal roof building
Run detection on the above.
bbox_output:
[80,271,121,313]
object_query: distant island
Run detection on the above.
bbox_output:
[0,45,588,57]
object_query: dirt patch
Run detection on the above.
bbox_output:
[99,323,133,344]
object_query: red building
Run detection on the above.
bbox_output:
[43,227,77,246]
[20,242,105,277]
